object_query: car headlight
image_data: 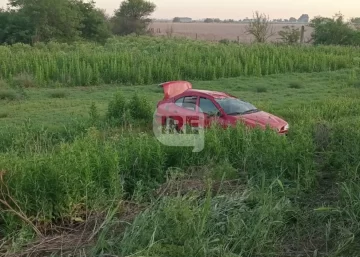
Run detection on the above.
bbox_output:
[278,123,289,132]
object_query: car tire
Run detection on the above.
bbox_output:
[164,117,182,134]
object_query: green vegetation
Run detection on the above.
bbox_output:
[310,13,360,46]
[0,36,359,87]
[0,0,156,45]
[111,0,156,36]
[1,33,360,256]
[278,25,302,44]
[1,61,360,255]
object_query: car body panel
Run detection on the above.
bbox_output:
[159,81,192,100]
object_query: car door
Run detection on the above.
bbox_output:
[170,95,200,130]
[198,97,224,128]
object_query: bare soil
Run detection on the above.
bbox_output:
[150,22,313,43]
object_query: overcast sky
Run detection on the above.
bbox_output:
[0,0,359,19]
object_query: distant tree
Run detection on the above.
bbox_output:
[214,18,221,23]
[310,13,360,45]
[352,17,360,24]
[278,25,301,44]
[111,0,156,36]
[245,11,275,43]
[351,17,360,30]
[204,18,214,23]
[0,9,34,44]
[75,1,111,43]
[298,14,309,23]
[173,17,180,23]
[289,17,297,22]
[224,19,234,23]
[9,0,83,43]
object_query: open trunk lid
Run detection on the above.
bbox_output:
[159,81,192,100]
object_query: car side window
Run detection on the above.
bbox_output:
[199,97,219,114]
[175,97,184,107]
[182,96,197,111]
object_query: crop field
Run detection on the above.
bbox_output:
[150,22,314,42]
[1,36,360,256]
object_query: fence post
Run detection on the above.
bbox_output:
[237,36,240,44]
[300,26,305,44]
[196,33,198,40]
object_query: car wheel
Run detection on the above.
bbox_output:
[164,118,180,134]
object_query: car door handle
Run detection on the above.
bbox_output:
[173,111,178,113]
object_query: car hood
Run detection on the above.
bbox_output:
[237,111,287,129]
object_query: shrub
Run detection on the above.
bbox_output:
[310,13,360,46]
[107,92,128,121]
[278,26,301,44]
[89,102,100,124]
[12,73,36,88]
[128,93,153,122]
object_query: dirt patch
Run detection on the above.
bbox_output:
[150,22,313,43]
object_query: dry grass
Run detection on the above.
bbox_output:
[2,201,146,257]
[150,22,313,42]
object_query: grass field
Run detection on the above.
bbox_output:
[1,37,360,256]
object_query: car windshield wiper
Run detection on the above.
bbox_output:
[241,109,259,115]
[227,112,243,116]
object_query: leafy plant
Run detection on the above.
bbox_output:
[128,93,153,122]
[278,25,301,44]
[89,102,100,124]
[310,13,360,46]
[107,92,127,120]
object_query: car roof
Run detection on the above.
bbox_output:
[185,89,232,98]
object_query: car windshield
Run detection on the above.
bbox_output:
[215,98,259,115]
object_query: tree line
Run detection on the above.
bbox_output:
[0,0,156,45]
[244,12,360,46]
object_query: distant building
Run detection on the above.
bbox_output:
[298,14,310,23]
[173,17,192,23]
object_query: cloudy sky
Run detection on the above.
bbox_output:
[0,0,358,20]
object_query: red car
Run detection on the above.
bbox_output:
[155,81,289,135]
